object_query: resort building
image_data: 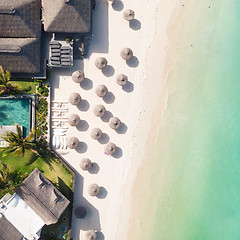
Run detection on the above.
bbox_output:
[0,0,41,75]
[0,169,69,240]
[0,0,93,77]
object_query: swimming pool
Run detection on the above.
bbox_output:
[0,98,30,136]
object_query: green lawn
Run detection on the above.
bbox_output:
[9,79,36,94]
[0,149,74,240]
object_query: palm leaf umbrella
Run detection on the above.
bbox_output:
[68,114,80,126]
[109,117,121,130]
[93,104,106,117]
[123,9,135,21]
[80,158,92,170]
[88,184,100,197]
[95,57,108,69]
[116,74,128,86]
[69,93,81,105]
[72,70,85,83]
[95,85,108,97]
[120,48,133,61]
[67,137,79,149]
[90,128,102,140]
[104,142,116,155]
[85,230,97,240]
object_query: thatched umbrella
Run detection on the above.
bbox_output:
[68,114,80,126]
[116,74,128,86]
[88,184,100,197]
[120,48,133,61]
[93,104,106,117]
[91,128,102,140]
[69,93,81,105]
[80,158,92,171]
[109,117,121,130]
[104,142,116,155]
[72,70,85,83]
[123,9,135,21]
[95,85,108,98]
[67,137,79,149]
[74,206,87,219]
[95,57,108,69]
[85,230,97,240]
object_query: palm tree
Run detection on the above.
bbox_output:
[0,123,40,158]
[0,161,12,188]
[0,65,12,95]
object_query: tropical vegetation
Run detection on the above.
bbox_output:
[0,123,39,158]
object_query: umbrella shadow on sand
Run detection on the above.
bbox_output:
[129,19,141,31]
[77,99,90,112]
[101,111,113,122]
[127,56,139,68]
[112,0,124,11]
[75,142,88,153]
[80,78,93,90]
[88,163,100,174]
[112,147,123,159]
[116,123,128,134]
[103,92,115,104]
[77,120,89,131]
[102,65,115,77]
[97,187,108,199]
[98,133,110,144]
[122,81,134,93]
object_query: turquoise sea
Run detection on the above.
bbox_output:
[133,1,240,239]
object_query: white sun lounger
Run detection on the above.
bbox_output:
[63,136,67,149]
[52,135,56,148]
[55,136,60,149]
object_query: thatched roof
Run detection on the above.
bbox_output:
[68,114,80,126]
[67,136,79,149]
[109,117,121,130]
[123,9,135,21]
[88,184,100,197]
[95,57,108,69]
[69,93,81,105]
[42,0,91,33]
[72,70,85,83]
[93,105,106,117]
[15,168,70,225]
[85,230,97,240]
[0,215,23,240]
[90,128,102,140]
[116,74,128,86]
[95,85,108,98]
[80,158,92,170]
[0,37,40,73]
[104,142,116,155]
[0,0,41,38]
[120,48,133,61]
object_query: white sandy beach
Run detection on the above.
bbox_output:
[50,0,180,239]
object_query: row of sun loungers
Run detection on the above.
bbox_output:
[49,41,73,67]
[52,101,69,150]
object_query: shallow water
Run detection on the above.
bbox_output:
[134,1,240,239]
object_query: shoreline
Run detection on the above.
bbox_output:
[112,0,183,239]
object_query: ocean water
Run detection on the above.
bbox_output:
[132,1,240,240]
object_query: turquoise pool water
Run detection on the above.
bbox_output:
[0,98,30,136]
